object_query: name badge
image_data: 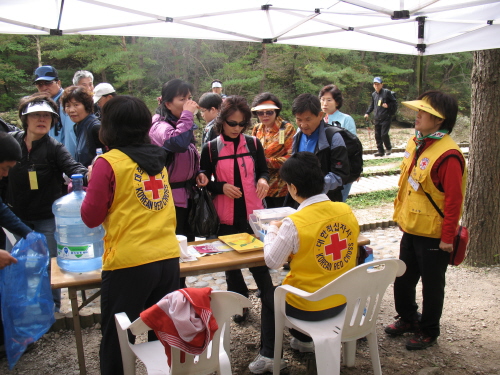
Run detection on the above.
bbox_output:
[377,99,382,106]
[29,170,39,190]
[279,129,285,144]
[408,176,419,192]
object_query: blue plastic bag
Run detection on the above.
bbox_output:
[0,232,55,369]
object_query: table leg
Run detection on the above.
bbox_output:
[69,287,87,375]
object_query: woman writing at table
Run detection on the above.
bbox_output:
[81,96,180,375]
[248,152,359,374]
[198,95,273,323]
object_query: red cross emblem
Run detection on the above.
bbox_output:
[143,175,164,199]
[324,233,347,261]
[419,157,430,170]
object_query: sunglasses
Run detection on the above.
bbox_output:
[256,110,275,116]
[226,120,247,127]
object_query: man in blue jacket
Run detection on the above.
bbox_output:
[33,65,77,158]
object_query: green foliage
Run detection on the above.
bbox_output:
[363,157,402,167]
[346,188,398,209]
[0,35,473,125]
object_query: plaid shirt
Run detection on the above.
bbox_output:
[251,117,296,197]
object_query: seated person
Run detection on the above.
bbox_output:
[249,152,360,374]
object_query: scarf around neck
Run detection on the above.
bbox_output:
[414,129,448,151]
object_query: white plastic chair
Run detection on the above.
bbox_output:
[273,259,406,375]
[115,290,251,375]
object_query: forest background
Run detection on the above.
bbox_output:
[0,34,473,127]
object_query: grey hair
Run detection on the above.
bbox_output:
[72,70,94,85]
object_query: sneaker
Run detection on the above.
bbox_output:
[374,152,385,157]
[386,149,392,155]
[384,316,419,335]
[232,307,249,323]
[248,354,287,374]
[290,337,315,353]
[406,331,437,350]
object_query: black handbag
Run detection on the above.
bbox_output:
[188,187,220,238]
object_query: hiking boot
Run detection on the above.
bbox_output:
[232,307,249,323]
[386,148,392,155]
[374,152,385,157]
[384,316,419,335]
[290,337,315,353]
[248,353,287,374]
[406,331,437,350]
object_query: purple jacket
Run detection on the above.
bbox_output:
[149,111,200,208]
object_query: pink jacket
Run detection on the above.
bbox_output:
[149,112,200,208]
[212,134,264,225]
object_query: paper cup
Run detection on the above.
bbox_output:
[176,235,189,259]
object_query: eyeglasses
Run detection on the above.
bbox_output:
[256,110,275,117]
[225,120,247,127]
[35,81,55,87]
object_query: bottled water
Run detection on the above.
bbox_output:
[53,174,104,272]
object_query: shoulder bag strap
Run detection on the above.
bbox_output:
[419,183,445,218]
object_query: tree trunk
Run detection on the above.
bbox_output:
[260,43,267,93]
[463,49,500,266]
[35,35,41,67]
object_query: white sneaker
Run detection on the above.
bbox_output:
[290,337,315,353]
[248,353,287,374]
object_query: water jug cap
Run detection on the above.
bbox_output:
[71,174,84,179]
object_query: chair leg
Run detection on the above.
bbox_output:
[273,319,286,375]
[312,337,341,375]
[343,340,357,367]
[366,332,382,375]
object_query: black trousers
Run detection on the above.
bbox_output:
[219,222,273,299]
[394,232,449,338]
[374,119,392,153]
[259,284,345,358]
[99,258,180,375]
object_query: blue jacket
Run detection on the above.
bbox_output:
[49,88,77,158]
[0,196,32,238]
[292,121,350,202]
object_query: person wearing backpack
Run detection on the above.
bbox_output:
[364,77,397,156]
[198,96,273,324]
[320,84,358,201]
[290,94,350,203]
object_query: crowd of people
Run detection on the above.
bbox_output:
[0,66,466,375]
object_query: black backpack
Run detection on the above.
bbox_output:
[324,123,363,184]
[384,89,398,116]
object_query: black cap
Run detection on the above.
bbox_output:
[0,132,22,162]
[33,66,59,83]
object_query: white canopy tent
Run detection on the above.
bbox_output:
[0,0,499,56]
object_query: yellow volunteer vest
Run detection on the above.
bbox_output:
[100,149,179,270]
[284,200,359,311]
[393,135,466,238]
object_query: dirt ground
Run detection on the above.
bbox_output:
[2,257,499,375]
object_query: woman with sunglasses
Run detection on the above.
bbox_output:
[198,96,272,323]
[251,93,296,208]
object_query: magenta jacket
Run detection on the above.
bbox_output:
[149,111,200,208]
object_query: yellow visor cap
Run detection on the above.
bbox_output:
[401,100,445,119]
